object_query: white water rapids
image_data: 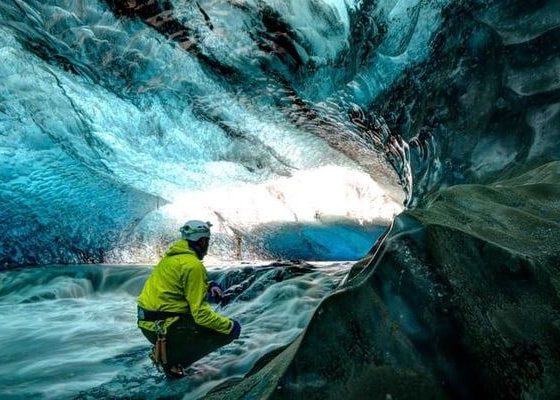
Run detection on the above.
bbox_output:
[0,262,352,399]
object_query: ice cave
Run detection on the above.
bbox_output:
[0,0,559,399]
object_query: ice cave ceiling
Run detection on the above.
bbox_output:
[0,0,559,267]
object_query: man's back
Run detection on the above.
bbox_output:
[138,239,232,335]
[138,240,201,314]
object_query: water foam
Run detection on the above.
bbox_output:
[0,262,350,399]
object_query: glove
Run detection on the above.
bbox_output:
[207,281,223,303]
[228,320,241,340]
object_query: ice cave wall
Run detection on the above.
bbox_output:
[0,0,410,267]
[203,1,560,399]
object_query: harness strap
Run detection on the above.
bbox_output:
[139,306,187,371]
[137,306,187,321]
[153,336,168,365]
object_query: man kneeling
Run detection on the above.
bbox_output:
[137,220,241,378]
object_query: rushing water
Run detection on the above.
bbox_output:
[0,262,351,399]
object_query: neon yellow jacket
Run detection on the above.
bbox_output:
[137,240,233,335]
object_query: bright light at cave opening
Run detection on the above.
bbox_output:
[165,165,403,232]
[106,166,404,264]
[107,166,404,266]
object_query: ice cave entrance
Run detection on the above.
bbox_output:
[117,166,404,263]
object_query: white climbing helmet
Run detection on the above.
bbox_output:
[179,220,213,241]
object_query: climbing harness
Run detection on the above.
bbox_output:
[137,306,186,321]
[138,306,187,378]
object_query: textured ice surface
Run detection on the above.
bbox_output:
[0,0,557,266]
[0,0,412,266]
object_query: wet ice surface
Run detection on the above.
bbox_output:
[0,261,351,399]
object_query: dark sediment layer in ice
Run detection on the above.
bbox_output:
[207,161,560,399]
[374,0,560,204]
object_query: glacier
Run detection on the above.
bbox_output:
[1,0,560,399]
[0,0,408,267]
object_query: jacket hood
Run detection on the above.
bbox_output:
[165,240,197,257]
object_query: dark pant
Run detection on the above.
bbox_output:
[140,317,233,367]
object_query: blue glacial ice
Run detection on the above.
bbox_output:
[1,0,458,266]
